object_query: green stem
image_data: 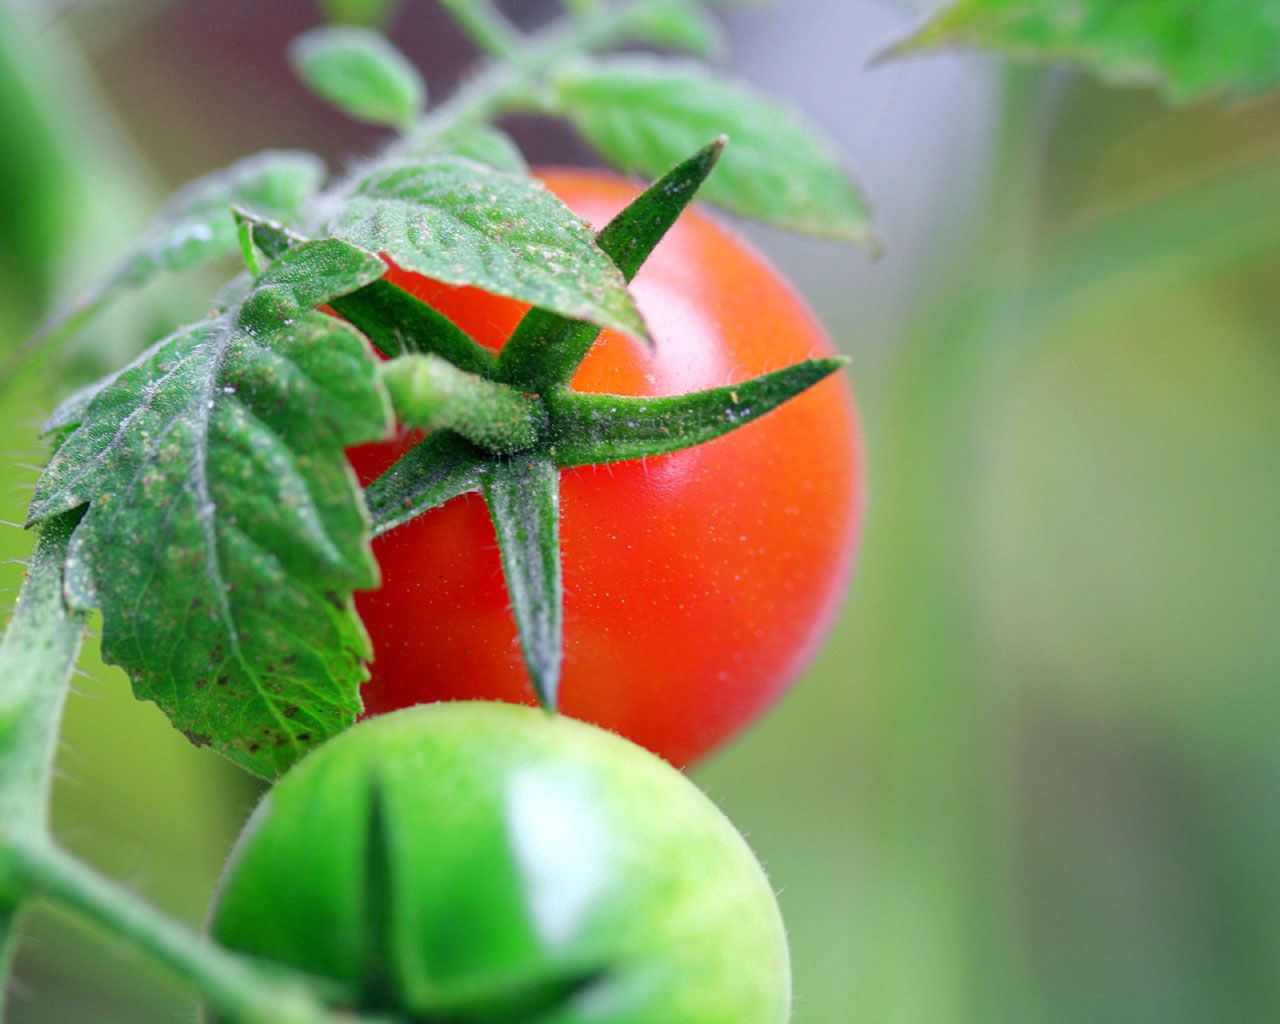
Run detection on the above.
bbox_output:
[438,0,527,68]
[4,838,367,1024]
[0,512,86,1020]
[392,0,656,152]
[381,354,543,453]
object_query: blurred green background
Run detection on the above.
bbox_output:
[2,1,1278,1022]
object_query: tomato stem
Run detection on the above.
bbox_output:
[0,512,85,1017]
[437,0,528,71]
[381,354,543,454]
[3,837,369,1024]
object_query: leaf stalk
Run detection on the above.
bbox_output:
[2,837,366,1024]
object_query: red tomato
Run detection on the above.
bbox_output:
[348,169,863,768]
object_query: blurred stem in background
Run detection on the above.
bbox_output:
[857,64,1052,1023]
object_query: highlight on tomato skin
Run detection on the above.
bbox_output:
[348,168,864,768]
[210,702,792,1024]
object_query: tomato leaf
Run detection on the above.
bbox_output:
[332,157,650,343]
[554,56,874,246]
[482,455,562,710]
[25,151,326,362]
[546,357,847,466]
[621,0,726,59]
[365,431,490,537]
[399,121,528,174]
[27,240,392,778]
[290,26,425,129]
[496,138,725,392]
[239,210,496,375]
[896,0,1280,101]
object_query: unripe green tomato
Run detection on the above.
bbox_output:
[210,702,790,1023]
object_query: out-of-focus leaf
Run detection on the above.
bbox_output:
[290,26,425,129]
[897,0,1280,101]
[320,0,401,28]
[623,0,726,58]
[22,150,326,372]
[554,57,874,246]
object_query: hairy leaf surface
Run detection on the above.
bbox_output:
[332,157,648,340]
[28,241,391,777]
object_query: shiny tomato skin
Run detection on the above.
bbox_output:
[349,169,863,768]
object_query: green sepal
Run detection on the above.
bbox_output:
[237,210,496,376]
[482,455,562,710]
[366,431,490,537]
[380,355,542,453]
[546,357,847,467]
[495,138,726,393]
[334,284,496,376]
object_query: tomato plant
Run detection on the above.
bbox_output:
[212,702,790,1023]
[349,169,862,767]
[0,0,1270,1021]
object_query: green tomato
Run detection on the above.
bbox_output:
[210,702,790,1023]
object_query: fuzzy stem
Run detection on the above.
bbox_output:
[438,0,527,68]
[0,513,85,1021]
[381,354,542,453]
[3,837,369,1024]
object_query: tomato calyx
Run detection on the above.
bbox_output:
[238,139,849,711]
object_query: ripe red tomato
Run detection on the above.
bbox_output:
[348,169,863,767]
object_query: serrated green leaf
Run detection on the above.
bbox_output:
[290,26,425,129]
[365,431,490,536]
[400,121,528,174]
[482,455,562,709]
[236,208,496,375]
[623,0,726,58]
[116,150,328,288]
[332,156,649,340]
[496,138,724,392]
[28,240,392,778]
[555,56,874,245]
[546,357,847,466]
[898,0,1280,102]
